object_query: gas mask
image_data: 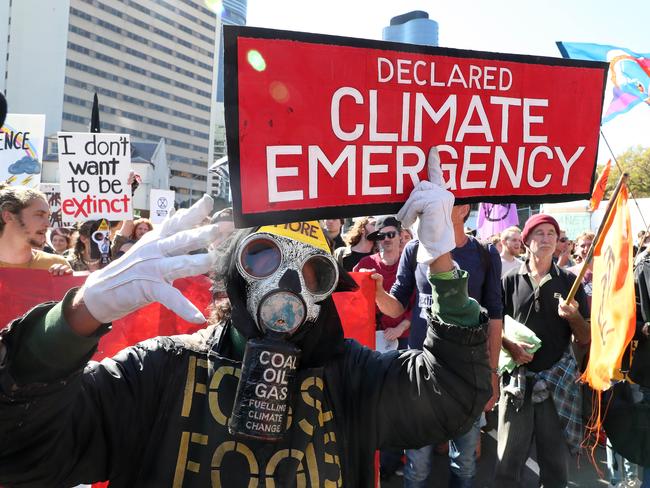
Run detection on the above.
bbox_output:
[236,231,339,335]
[228,222,339,441]
[90,219,111,267]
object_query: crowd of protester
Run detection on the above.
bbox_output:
[1,181,650,487]
[326,209,650,488]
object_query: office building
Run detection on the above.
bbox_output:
[0,0,220,207]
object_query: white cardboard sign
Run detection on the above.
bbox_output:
[149,189,175,224]
[0,114,46,188]
[57,132,132,223]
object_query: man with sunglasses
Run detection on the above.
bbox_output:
[553,230,574,268]
[0,164,491,487]
[354,215,411,349]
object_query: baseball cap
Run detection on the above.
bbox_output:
[366,215,402,241]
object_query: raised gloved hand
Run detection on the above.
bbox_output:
[396,147,455,264]
[82,195,220,324]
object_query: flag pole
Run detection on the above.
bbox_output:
[600,129,650,261]
[565,172,628,303]
[90,93,101,133]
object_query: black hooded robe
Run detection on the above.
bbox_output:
[0,230,491,487]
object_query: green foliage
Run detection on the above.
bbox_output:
[604,146,650,198]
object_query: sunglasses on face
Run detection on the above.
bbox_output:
[377,231,398,240]
[559,237,568,242]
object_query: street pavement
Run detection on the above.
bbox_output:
[382,428,612,488]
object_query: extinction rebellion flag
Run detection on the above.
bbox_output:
[582,184,636,391]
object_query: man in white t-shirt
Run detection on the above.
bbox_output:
[500,226,522,277]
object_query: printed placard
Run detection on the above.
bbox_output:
[0,114,46,188]
[224,26,608,227]
[57,132,132,223]
[149,188,175,224]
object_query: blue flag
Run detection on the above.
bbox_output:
[557,42,650,123]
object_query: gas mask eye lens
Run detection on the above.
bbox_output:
[302,255,338,295]
[240,238,281,278]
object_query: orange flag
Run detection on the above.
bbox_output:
[581,184,636,390]
[589,160,611,211]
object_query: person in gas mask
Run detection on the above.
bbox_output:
[66,220,112,272]
[0,158,491,487]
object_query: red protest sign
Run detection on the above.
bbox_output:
[224,27,608,227]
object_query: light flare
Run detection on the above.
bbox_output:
[247,50,267,72]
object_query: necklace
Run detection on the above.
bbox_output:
[82,257,100,265]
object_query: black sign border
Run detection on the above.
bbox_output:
[224,25,609,228]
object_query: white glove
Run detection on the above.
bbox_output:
[82,195,220,324]
[397,147,456,265]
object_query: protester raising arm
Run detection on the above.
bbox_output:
[110,171,143,255]
[0,157,490,487]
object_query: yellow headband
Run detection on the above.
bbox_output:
[258,221,331,253]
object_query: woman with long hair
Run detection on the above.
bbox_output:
[131,218,154,241]
[333,216,377,271]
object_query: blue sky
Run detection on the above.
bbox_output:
[246,0,650,164]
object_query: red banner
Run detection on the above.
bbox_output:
[0,270,87,324]
[333,271,377,349]
[0,270,213,361]
[0,270,377,357]
[224,27,608,227]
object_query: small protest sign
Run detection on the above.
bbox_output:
[39,183,62,228]
[57,132,132,224]
[224,27,608,227]
[149,189,175,224]
[0,114,46,188]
